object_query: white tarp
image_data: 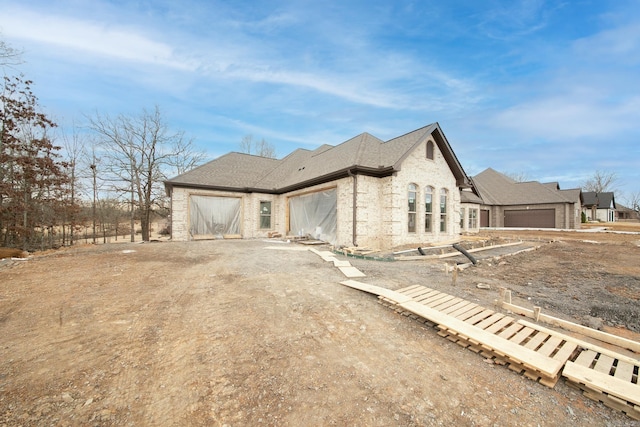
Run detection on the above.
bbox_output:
[289,189,337,244]
[189,195,241,238]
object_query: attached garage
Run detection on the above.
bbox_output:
[189,195,241,238]
[504,209,555,228]
[288,189,337,244]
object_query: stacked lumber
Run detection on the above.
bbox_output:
[342,280,640,419]
[563,350,640,420]
[343,281,575,387]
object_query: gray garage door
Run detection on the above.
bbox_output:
[504,209,555,228]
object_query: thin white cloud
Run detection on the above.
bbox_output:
[573,22,640,64]
[0,6,194,70]
[476,0,552,40]
[0,3,479,112]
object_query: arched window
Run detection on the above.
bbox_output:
[440,188,448,232]
[426,140,434,160]
[408,183,417,233]
[425,186,434,232]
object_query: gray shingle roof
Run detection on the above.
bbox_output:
[581,192,616,208]
[460,189,484,204]
[472,168,580,205]
[165,123,470,194]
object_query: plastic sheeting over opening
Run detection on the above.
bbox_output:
[289,189,337,244]
[189,195,241,238]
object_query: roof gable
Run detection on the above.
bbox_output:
[581,192,616,209]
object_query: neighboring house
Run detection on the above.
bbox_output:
[471,168,582,229]
[616,204,640,221]
[164,123,477,249]
[460,188,484,234]
[581,192,616,222]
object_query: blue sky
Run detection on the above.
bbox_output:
[1,0,639,201]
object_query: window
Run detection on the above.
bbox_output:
[259,201,272,229]
[460,208,465,229]
[440,189,448,232]
[425,186,433,232]
[408,183,417,233]
[468,209,478,229]
[426,140,434,160]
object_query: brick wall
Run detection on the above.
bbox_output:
[170,138,465,248]
[386,139,460,247]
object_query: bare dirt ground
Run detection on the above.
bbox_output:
[1,224,639,426]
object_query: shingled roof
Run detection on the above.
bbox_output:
[581,192,616,209]
[165,123,470,194]
[472,168,580,205]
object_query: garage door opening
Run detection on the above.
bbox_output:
[289,189,337,244]
[189,195,241,239]
[504,209,555,228]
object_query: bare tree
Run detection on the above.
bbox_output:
[0,37,23,67]
[60,125,89,245]
[166,134,206,176]
[622,191,640,213]
[503,171,529,182]
[582,170,617,193]
[239,134,276,158]
[240,134,253,154]
[88,106,201,242]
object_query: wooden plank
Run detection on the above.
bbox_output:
[419,293,451,306]
[563,361,640,406]
[400,285,429,296]
[341,280,563,379]
[574,350,599,368]
[523,331,548,351]
[441,300,473,315]
[338,266,366,278]
[311,250,335,259]
[429,296,463,311]
[594,354,616,376]
[404,287,435,299]
[582,389,640,421]
[396,284,423,294]
[518,320,640,366]
[509,326,536,345]
[498,323,524,340]
[340,280,414,304]
[466,310,498,327]
[412,290,441,303]
[399,300,563,379]
[504,302,640,354]
[552,341,578,363]
[537,336,563,357]
[455,306,486,321]
[483,316,514,334]
[613,361,635,382]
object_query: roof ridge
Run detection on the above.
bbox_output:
[384,123,436,143]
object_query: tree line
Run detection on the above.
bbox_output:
[1,41,206,250]
[0,75,205,250]
[0,35,280,252]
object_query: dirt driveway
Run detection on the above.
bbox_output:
[1,226,639,426]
